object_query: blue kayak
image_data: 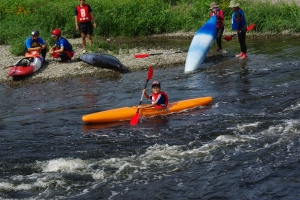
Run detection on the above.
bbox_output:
[184,15,217,73]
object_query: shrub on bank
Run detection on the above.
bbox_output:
[0,0,299,55]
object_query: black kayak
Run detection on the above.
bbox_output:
[79,53,128,73]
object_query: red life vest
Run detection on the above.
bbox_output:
[151,92,169,108]
[51,47,74,59]
[76,4,91,22]
[210,9,224,28]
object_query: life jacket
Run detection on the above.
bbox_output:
[76,4,91,22]
[231,8,246,31]
[52,37,74,59]
[30,38,42,48]
[210,9,224,28]
[151,91,169,108]
[55,37,73,52]
[25,36,44,51]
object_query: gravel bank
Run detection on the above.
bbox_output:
[1,28,297,85]
[0,35,225,85]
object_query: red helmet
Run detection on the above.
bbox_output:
[51,28,61,36]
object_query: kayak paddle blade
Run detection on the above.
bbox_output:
[134,54,150,58]
[247,24,255,31]
[223,35,233,41]
[148,66,153,80]
[130,113,140,125]
[223,24,255,42]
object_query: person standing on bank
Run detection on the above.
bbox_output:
[229,0,247,59]
[74,0,96,54]
[25,30,47,60]
[209,2,224,52]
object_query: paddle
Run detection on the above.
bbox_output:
[3,50,39,69]
[134,51,187,59]
[3,58,24,69]
[223,24,255,41]
[3,65,14,69]
[130,66,153,125]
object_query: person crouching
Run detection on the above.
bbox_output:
[49,28,74,62]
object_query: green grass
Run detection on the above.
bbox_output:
[1,0,300,55]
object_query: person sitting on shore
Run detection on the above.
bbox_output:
[49,28,74,62]
[25,30,47,60]
[139,81,169,108]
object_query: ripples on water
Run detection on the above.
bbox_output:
[1,37,300,199]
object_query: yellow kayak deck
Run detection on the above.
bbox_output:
[82,96,213,123]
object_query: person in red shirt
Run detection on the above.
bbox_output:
[209,2,225,52]
[74,0,96,54]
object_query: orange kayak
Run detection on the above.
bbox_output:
[82,96,213,123]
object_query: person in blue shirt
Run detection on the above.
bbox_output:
[229,0,247,59]
[24,30,47,60]
[49,28,74,62]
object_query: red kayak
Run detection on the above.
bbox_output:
[8,50,44,77]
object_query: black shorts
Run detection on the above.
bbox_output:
[78,21,93,35]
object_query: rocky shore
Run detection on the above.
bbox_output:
[1,0,300,85]
[0,34,226,85]
[3,28,292,85]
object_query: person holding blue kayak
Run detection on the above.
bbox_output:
[139,81,169,109]
[49,28,74,62]
[229,0,247,59]
[209,2,224,52]
[25,30,47,60]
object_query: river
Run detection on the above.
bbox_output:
[1,36,300,199]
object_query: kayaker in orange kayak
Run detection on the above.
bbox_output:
[139,81,169,108]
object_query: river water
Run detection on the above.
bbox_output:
[1,36,300,199]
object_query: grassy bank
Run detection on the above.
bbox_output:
[1,0,300,55]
